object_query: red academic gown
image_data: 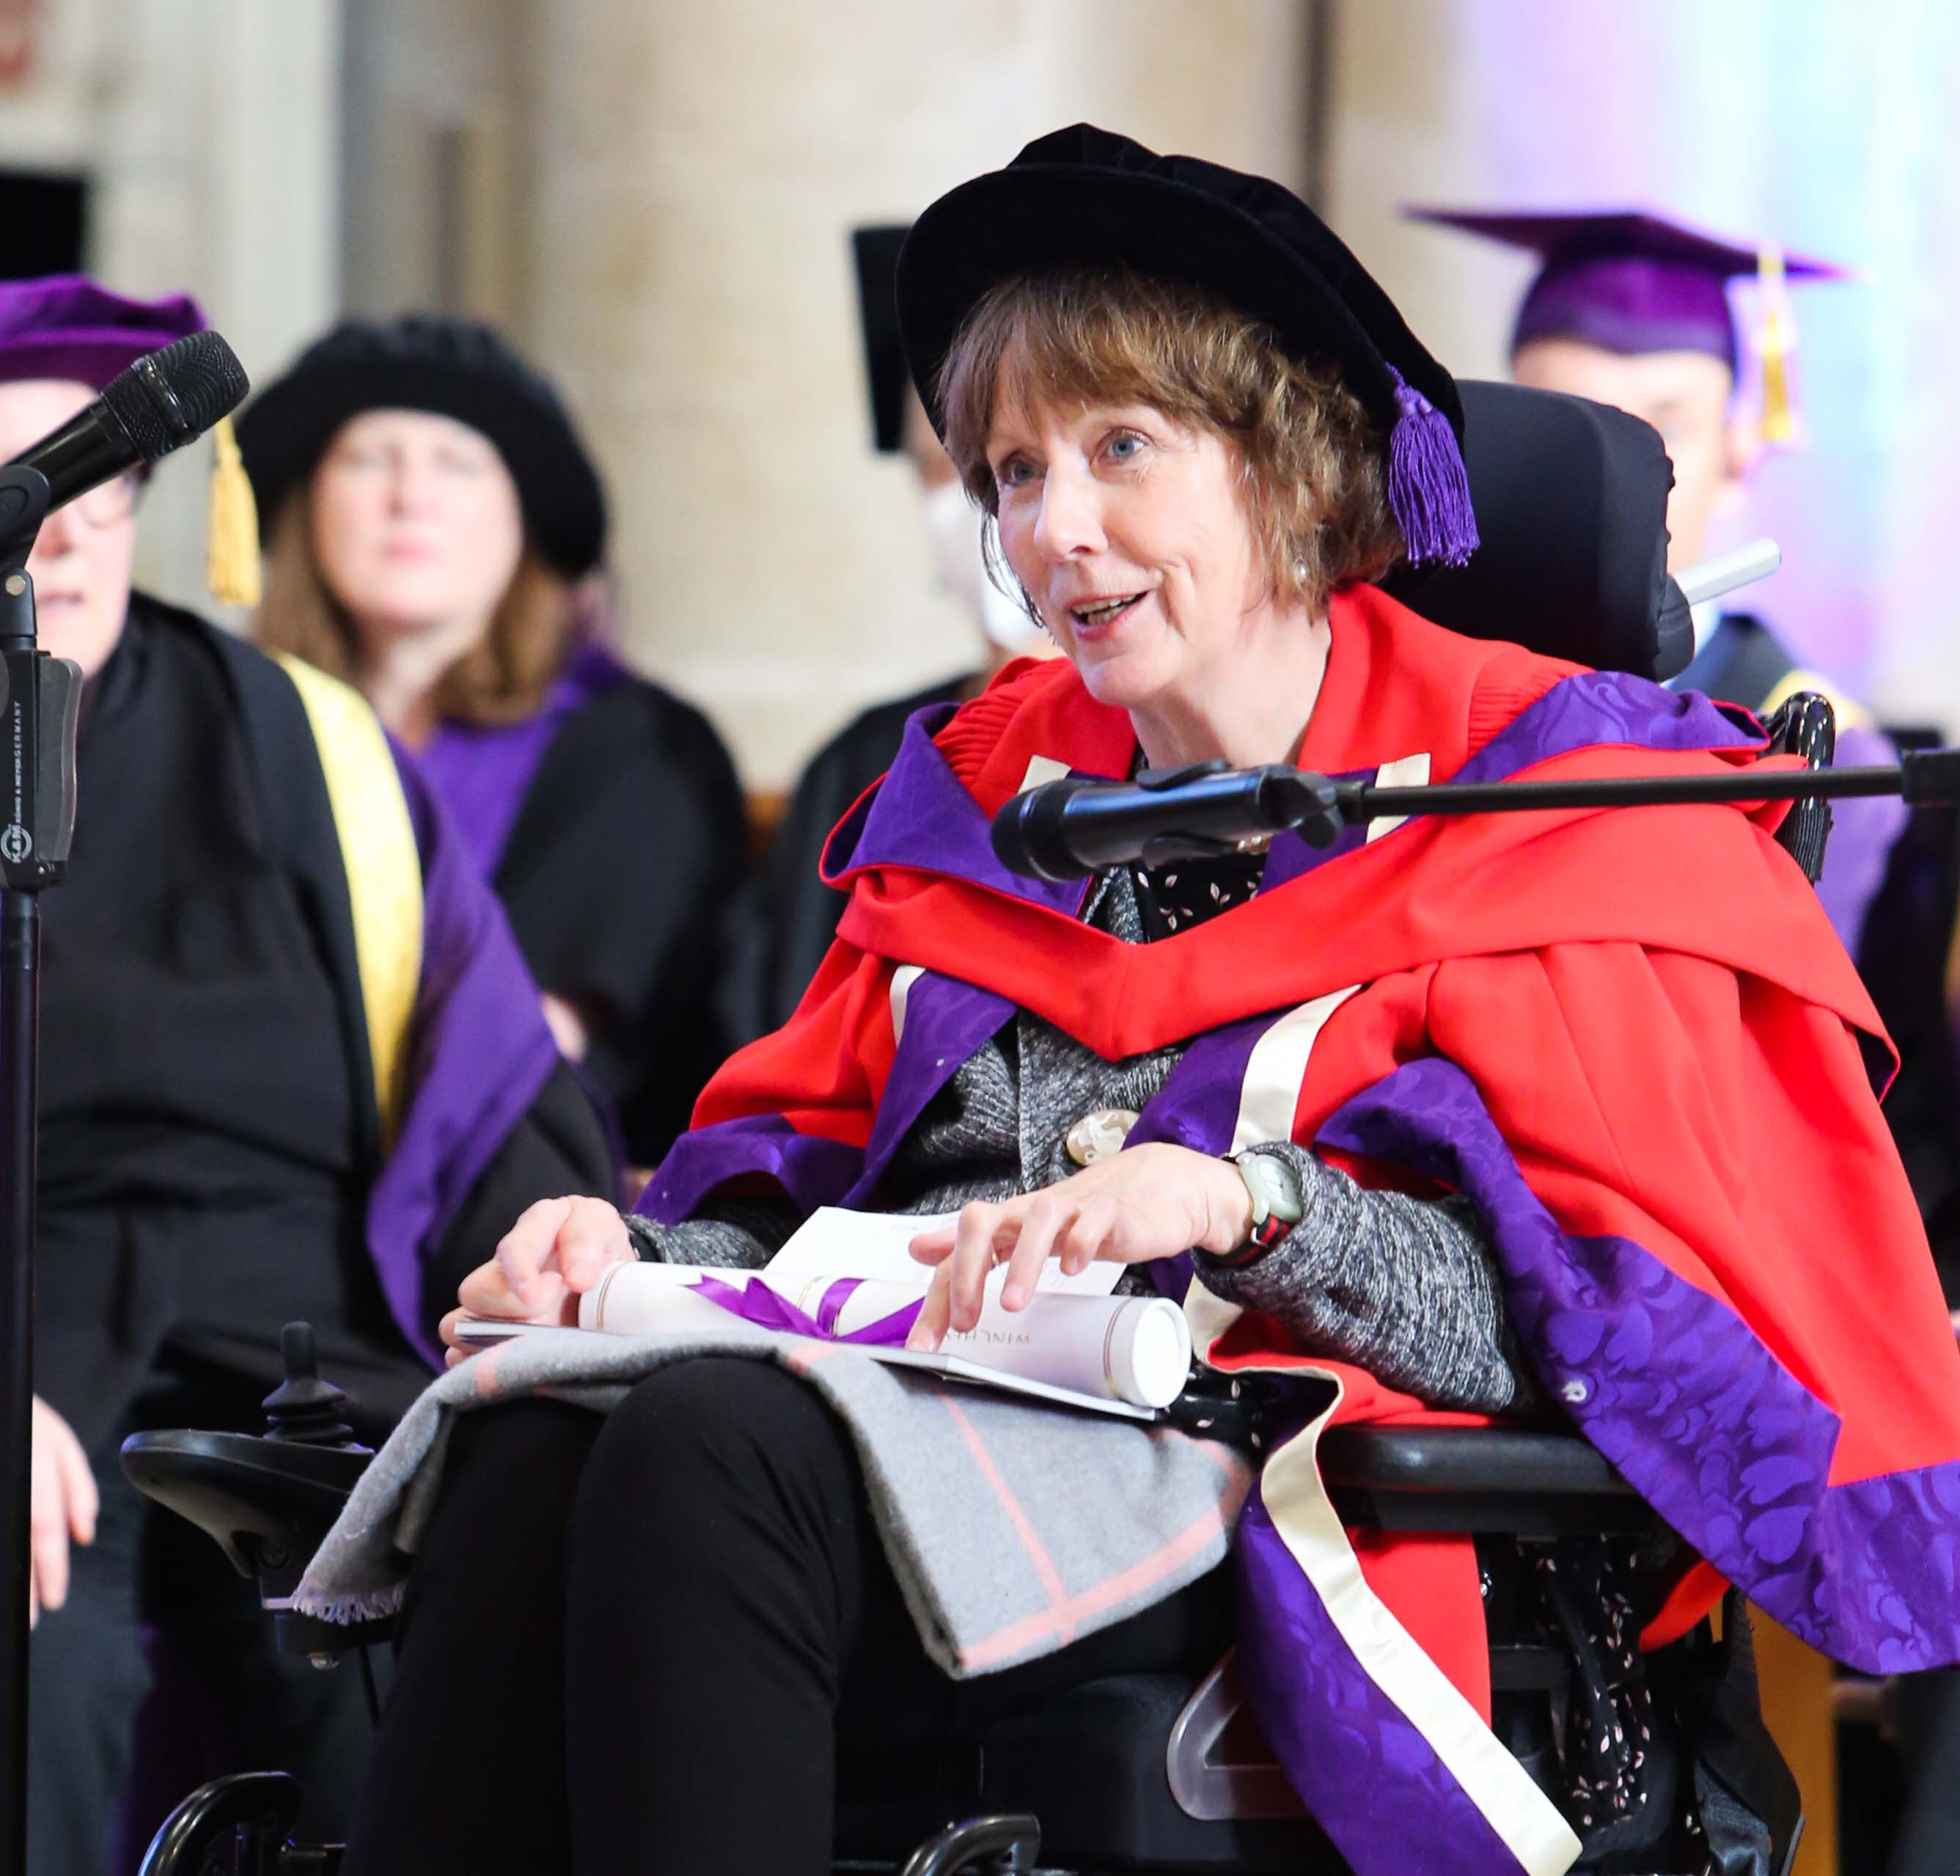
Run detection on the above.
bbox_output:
[636,583,1960,1876]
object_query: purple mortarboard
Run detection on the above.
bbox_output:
[0,274,260,604]
[0,273,206,390]
[1404,208,1846,375]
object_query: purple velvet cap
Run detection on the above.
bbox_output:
[0,273,207,391]
[1405,209,1846,372]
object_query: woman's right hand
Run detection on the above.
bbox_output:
[439,1195,636,1367]
[30,1395,97,1626]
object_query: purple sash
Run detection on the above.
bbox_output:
[365,745,562,1367]
[417,639,628,880]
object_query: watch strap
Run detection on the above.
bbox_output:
[1200,1149,1303,1269]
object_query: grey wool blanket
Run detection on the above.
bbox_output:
[293,1317,1255,1678]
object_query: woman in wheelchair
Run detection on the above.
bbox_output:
[328,129,1960,1876]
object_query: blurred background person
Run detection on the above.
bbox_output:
[1406,207,1906,962]
[10,277,615,1875]
[1409,202,1934,1876]
[1411,213,1897,960]
[241,317,746,1165]
[720,226,1059,1044]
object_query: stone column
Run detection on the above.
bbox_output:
[97,0,344,617]
[524,0,1318,785]
[0,0,342,619]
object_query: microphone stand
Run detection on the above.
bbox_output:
[0,464,83,1876]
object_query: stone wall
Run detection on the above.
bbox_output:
[0,0,342,623]
[347,0,1320,786]
[1,1,1318,782]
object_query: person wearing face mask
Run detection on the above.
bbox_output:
[719,227,1060,1045]
[241,317,747,1166]
[1406,209,1904,962]
[7,278,616,1875]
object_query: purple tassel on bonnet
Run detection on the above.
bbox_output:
[1386,366,1480,567]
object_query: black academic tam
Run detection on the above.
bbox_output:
[895,123,1466,453]
[237,315,608,579]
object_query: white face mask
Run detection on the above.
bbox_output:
[920,480,1048,656]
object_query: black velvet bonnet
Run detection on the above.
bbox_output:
[895,125,1479,567]
[235,315,606,579]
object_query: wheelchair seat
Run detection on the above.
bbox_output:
[837,1670,1330,1873]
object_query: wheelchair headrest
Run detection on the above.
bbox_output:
[1379,380,1693,683]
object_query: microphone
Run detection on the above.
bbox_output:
[0,330,249,544]
[991,762,1335,881]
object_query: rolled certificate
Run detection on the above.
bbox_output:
[1673,537,1780,609]
[580,1259,758,1335]
[579,1264,1193,1412]
[967,1289,1192,1409]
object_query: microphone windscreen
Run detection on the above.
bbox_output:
[108,332,251,462]
[990,776,1089,881]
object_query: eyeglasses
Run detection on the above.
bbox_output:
[60,474,141,529]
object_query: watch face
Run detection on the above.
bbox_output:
[1243,1150,1304,1224]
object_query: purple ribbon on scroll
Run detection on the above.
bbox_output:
[689,1272,922,1347]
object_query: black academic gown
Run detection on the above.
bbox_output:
[720,672,973,1046]
[29,594,618,1873]
[37,593,614,1454]
[484,677,747,1165]
[1675,611,1905,956]
[1861,795,1960,1300]
[1670,610,1804,716]
[1859,782,1960,1876]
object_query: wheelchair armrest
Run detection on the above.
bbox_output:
[1318,1424,1656,1538]
[121,1429,369,1575]
[121,1427,383,1655]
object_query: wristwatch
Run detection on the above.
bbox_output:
[1207,1149,1305,1270]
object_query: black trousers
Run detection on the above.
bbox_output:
[342,1358,1229,1875]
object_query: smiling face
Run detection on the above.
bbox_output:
[1511,337,1748,570]
[940,270,1401,764]
[309,408,525,656]
[0,378,139,680]
[987,395,1271,714]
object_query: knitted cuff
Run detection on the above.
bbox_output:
[1192,1142,1340,1303]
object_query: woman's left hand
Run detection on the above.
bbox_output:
[905,1143,1252,1350]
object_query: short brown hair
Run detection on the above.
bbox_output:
[938,268,1404,616]
[254,487,578,727]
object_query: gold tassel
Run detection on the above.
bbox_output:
[206,413,261,608]
[1755,245,1799,447]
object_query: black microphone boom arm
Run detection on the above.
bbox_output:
[1349,750,1960,823]
[990,748,1960,882]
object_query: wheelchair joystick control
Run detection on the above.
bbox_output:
[261,1321,358,1447]
[121,1319,389,1662]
